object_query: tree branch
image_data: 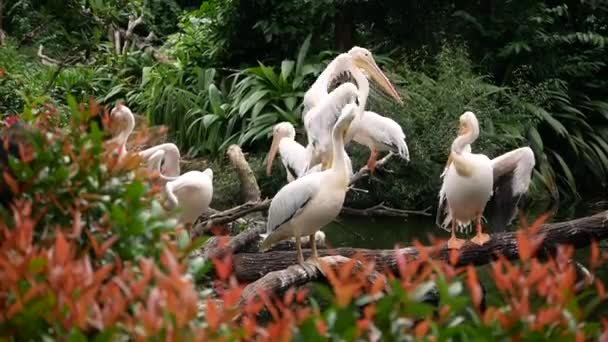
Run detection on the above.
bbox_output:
[349,151,395,186]
[231,210,608,282]
[341,203,432,217]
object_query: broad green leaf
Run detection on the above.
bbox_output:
[281,60,295,80]
[208,84,224,116]
[296,33,312,76]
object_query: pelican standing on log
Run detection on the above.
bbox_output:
[148,151,214,227]
[108,104,181,176]
[437,111,536,249]
[260,103,358,264]
[346,110,410,173]
[266,121,353,182]
[303,47,402,171]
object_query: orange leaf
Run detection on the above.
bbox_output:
[54,230,70,265]
[415,319,430,338]
[3,171,19,194]
[212,254,233,281]
[466,266,482,309]
[370,276,386,295]
[205,300,220,330]
[590,240,600,270]
[295,288,308,303]
[449,248,459,266]
[596,279,606,299]
[100,235,119,256]
[516,231,531,261]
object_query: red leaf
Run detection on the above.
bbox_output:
[415,319,430,338]
[516,231,531,261]
[295,288,308,303]
[3,171,19,194]
[466,266,483,309]
[590,240,600,270]
[54,230,70,265]
[205,299,220,330]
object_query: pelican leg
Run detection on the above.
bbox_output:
[447,219,465,249]
[295,235,304,265]
[309,233,318,259]
[471,215,490,245]
[366,149,379,174]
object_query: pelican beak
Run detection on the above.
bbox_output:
[354,56,402,104]
[266,135,280,176]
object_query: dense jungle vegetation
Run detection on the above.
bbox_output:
[1,0,606,209]
[0,1,607,340]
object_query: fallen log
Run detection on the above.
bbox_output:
[238,255,386,308]
[232,210,608,282]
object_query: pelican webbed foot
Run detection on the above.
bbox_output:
[471,233,490,246]
[471,215,490,245]
[447,237,465,250]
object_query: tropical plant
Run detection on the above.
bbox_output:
[454,2,608,202]
[228,34,321,148]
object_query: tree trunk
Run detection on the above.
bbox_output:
[226,145,261,204]
[0,0,5,46]
[334,4,355,51]
[231,210,608,282]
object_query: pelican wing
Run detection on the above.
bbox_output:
[485,147,535,232]
[353,111,410,160]
[266,173,322,235]
[304,83,358,166]
[436,173,451,231]
[278,139,308,179]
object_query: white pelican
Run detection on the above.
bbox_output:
[108,104,181,176]
[346,110,410,172]
[436,111,536,249]
[148,150,214,227]
[266,121,353,182]
[260,103,358,264]
[303,47,402,171]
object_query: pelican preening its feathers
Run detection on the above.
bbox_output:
[109,103,214,227]
[346,110,410,173]
[437,111,535,249]
[266,121,353,182]
[108,104,181,176]
[260,103,358,264]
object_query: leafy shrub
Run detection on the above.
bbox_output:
[454,2,608,202]
[135,36,320,157]
[0,43,50,115]
[346,44,537,209]
[0,100,206,339]
[227,34,321,148]
[193,216,608,340]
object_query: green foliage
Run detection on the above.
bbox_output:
[228,34,321,147]
[166,0,241,67]
[2,100,176,260]
[134,36,320,156]
[0,42,52,115]
[454,2,608,201]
